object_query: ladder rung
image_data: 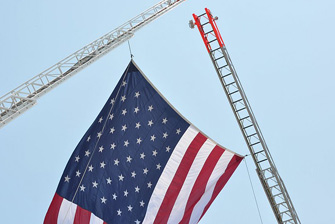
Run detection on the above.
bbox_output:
[280,210,289,215]
[239,116,249,121]
[250,141,261,146]
[247,133,258,138]
[265,175,274,181]
[211,47,221,53]
[205,30,214,35]
[199,13,206,17]
[254,150,264,155]
[243,124,253,129]
[201,21,210,26]
[228,90,239,95]
[236,107,246,113]
[261,167,272,172]
[225,81,235,87]
[257,159,267,163]
[283,219,294,224]
[215,56,225,61]
[209,39,217,44]
[233,98,243,104]
[273,192,283,197]
[270,184,279,189]
[276,202,287,207]
[220,65,229,71]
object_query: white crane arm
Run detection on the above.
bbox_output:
[0,0,186,128]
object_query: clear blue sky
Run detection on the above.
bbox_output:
[1,0,334,223]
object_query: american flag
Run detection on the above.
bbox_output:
[44,60,243,224]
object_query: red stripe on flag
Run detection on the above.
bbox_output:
[44,193,63,224]
[153,133,207,224]
[199,155,243,221]
[179,145,225,223]
[74,205,91,224]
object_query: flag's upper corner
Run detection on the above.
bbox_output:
[127,59,140,73]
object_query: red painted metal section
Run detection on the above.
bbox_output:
[193,8,225,53]
[205,8,225,47]
[192,14,211,53]
[192,8,226,54]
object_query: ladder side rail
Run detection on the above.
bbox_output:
[0,0,186,128]
[220,33,300,224]
[207,53,286,223]
[211,48,282,221]
[193,17,283,221]
[221,46,277,171]
[198,14,285,222]
[222,48,279,168]
[220,44,301,224]
[201,8,275,169]
[218,44,299,224]
[192,10,301,224]
[218,53,291,224]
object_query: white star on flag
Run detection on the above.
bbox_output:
[99,146,104,152]
[136,138,142,144]
[92,181,98,188]
[110,143,116,150]
[112,194,117,200]
[88,165,94,172]
[80,185,85,192]
[64,175,70,182]
[122,109,127,115]
[148,120,154,126]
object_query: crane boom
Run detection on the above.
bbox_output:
[191,8,301,224]
[0,0,186,128]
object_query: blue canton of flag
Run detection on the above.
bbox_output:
[44,60,243,224]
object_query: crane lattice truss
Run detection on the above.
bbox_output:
[0,0,186,128]
[191,8,301,224]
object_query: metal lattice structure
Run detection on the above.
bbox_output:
[0,0,186,128]
[190,8,301,224]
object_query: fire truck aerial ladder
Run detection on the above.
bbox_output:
[190,8,301,224]
[0,0,186,128]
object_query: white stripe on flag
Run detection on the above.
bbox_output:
[189,150,235,224]
[57,198,77,224]
[89,213,104,224]
[167,139,216,224]
[142,125,199,224]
